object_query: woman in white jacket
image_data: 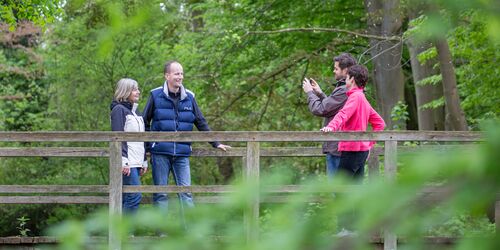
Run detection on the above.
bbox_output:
[110,78,148,213]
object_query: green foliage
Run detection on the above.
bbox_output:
[0,25,52,131]
[404,9,499,129]
[448,12,500,129]
[420,96,445,110]
[0,0,62,30]
[16,216,31,236]
[416,74,441,86]
[48,124,500,249]
[428,213,494,237]
[390,101,410,130]
[2,0,500,240]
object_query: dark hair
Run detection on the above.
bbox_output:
[334,53,357,70]
[347,65,369,88]
[164,60,180,74]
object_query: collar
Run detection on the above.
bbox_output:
[163,81,187,100]
[347,86,364,96]
[335,79,346,88]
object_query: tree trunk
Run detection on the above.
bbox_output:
[188,0,204,32]
[435,38,468,131]
[406,38,445,130]
[364,0,405,129]
[217,158,234,184]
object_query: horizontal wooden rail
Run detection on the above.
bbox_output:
[0,145,476,157]
[0,196,108,204]
[0,235,466,245]
[0,185,346,194]
[0,131,483,142]
[0,195,325,204]
[0,147,326,157]
[2,186,489,204]
[2,184,478,195]
[0,185,108,193]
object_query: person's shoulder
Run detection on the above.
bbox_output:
[330,85,347,97]
[111,103,129,114]
[185,88,196,98]
[150,86,162,93]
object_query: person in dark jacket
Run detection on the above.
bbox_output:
[143,60,231,210]
[110,78,148,214]
[302,53,357,179]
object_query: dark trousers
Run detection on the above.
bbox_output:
[338,151,369,181]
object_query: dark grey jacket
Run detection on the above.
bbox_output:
[306,80,348,156]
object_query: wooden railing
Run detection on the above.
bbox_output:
[0,131,491,250]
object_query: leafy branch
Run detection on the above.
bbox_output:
[248,27,401,41]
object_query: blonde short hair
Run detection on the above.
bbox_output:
[114,78,138,102]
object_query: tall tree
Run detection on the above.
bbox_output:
[405,7,445,131]
[364,0,405,129]
[435,37,468,130]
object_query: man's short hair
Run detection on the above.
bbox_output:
[164,60,180,74]
[334,53,357,70]
[347,65,369,88]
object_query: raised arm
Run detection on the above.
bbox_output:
[307,87,347,117]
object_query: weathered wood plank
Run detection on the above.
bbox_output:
[367,153,380,180]
[384,141,398,250]
[384,141,398,181]
[0,147,325,157]
[0,184,477,194]
[0,196,108,203]
[0,131,484,142]
[244,141,260,242]
[0,145,478,158]
[123,184,349,193]
[108,141,122,250]
[0,235,462,245]
[0,185,108,193]
[496,201,500,233]
[0,147,108,157]
[108,141,123,214]
[1,188,494,204]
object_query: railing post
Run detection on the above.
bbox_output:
[384,140,397,250]
[367,153,380,181]
[496,201,500,234]
[243,142,260,242]
[109,141,122,250]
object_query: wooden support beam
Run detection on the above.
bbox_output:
[244,141,260,243]
[108,141,122,250]
[0,131,484,142]
[384,141,398,250]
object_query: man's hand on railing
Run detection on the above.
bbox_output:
[217,144,232,152]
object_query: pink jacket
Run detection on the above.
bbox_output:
[326,87,385,151]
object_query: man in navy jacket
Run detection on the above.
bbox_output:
[143,60,230,209]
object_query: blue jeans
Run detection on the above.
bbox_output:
[152,154,194,210]
[122,167,142,214]
[326,153,341,179]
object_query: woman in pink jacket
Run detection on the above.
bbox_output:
[321,65,385,180]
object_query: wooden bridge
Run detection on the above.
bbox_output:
[0,131,494,249]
